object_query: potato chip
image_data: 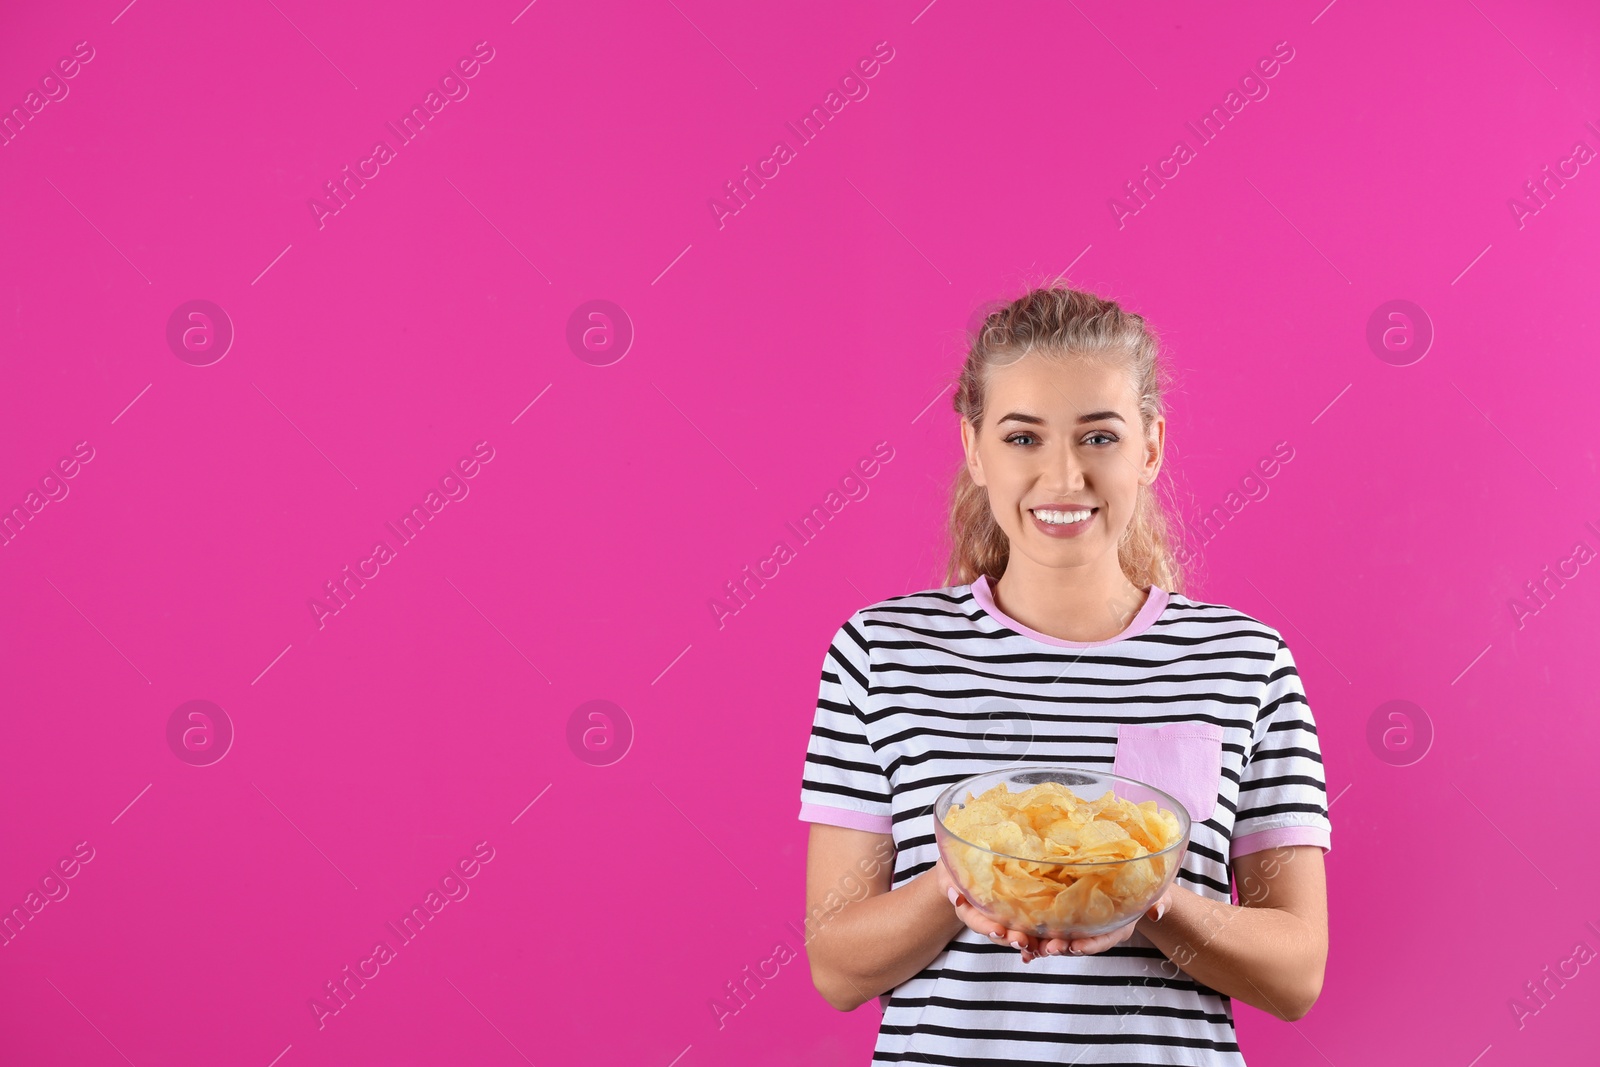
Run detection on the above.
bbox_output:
[940,779,1185,937]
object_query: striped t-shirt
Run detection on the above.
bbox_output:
[798,574,1332,1065]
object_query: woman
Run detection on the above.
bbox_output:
[798,285,1331,1064]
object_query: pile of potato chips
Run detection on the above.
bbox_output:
[940,781,1184,934]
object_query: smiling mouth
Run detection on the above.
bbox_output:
[1030,506,1097,526]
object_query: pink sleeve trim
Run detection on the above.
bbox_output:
[1231,824,1331,860]
[799,802,893,835]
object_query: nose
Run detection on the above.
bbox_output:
[1042,440,1087,495]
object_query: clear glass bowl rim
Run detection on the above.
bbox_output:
[934,763,1193,868]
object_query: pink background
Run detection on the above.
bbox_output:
[3,1,1597,1063]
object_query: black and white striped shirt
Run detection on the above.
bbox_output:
[799,574,1332,1065]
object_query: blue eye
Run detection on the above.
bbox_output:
[1003,432,1119,446]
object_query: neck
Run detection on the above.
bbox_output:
[990,556,1149,643]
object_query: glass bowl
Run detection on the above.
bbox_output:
[933,764,1191,941]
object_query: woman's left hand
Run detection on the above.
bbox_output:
[1024,886,1175,963]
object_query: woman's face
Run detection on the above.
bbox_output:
[961,352,1164,571]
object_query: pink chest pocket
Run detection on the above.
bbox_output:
[1111,721,1225,825]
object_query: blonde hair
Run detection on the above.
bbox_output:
[941,282,1189,595]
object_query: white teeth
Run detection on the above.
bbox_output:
[1033,508,1092,525]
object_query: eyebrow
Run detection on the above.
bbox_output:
[996,410,1126,426]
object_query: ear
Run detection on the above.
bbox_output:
[960,417,986,487]
[1141,416,1165,485]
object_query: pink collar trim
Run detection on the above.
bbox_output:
[971,574,1169,648]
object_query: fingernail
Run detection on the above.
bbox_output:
[947,887,958,905]
[1011,941,1023,950]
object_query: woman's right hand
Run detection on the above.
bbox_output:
[933,856,1046,964]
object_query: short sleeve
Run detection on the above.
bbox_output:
[798,616,894,835]
[1231,637,1332,861]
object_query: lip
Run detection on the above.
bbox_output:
[1029,505,1097,539]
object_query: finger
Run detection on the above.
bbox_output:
[982,926,1028,952]
[947,887,994,931]
[950,896,1009,941]
[1069,929,1124,955]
